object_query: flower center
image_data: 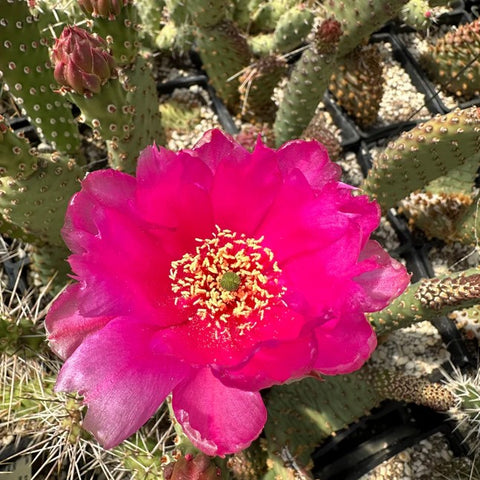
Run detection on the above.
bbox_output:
[169,227,285,335]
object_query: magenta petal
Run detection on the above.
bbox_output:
[274,139,342,190]
[281,224,364,318]
[353,240,411,312]
[136,145,215,256]
[258,172,351,262]
[313,310,377,375]
[210,141,282,234]
[172,367,267,456]
[46,283,111,359]
[63,170,174,319]
[190,129,248,173]
[212,333,317,391]
[153,304,307,368]
[56,320,191,449]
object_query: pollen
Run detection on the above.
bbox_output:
[170,227,285,335]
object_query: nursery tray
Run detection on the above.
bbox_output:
[312,401,469,480]
[157,74,239,135]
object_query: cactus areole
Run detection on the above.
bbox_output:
[46,130,409,456]
[51,26,116,95]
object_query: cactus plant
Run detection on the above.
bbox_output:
[328,44,384,128]
[0,0,81,154]
[1,1,480,478]
[421,18,480,100]
[362,106,480,211]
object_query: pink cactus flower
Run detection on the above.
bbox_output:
[46,130,410,456]
[52,26,116,95]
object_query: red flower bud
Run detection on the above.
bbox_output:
[77,0,127,19]
[163,454,221,480]
[51,26,116,95]
[315,18,343,54]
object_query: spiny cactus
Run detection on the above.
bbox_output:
[421,18,480,100]
[0,0,81,154]
[328,44,384,129]
[262,365,456,478]
[442,366,480,453]
[238,55,287,121]
[273,0,409,145]
[248,4,314,56]
[399,191,474,241]
[362,106,480,211]
[369,267,480,335]
[400,0,435,31]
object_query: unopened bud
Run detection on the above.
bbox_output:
[51,26,116,95]
[163,453,221,480]
[315,18,343,54]
[77,0,127,19]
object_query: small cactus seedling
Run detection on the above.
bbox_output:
[400,0,435,31]
[274,0,409,145]
[421,18,480,100]
[328,44,384,129]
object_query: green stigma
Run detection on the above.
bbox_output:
[219,271,241,292]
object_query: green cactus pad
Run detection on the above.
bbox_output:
[273,45,337,146]
[0,0,81,154]
[362,107,480,210]
[323,0,409,57]
[400,0,434,31]
[196,21,251,111]
[369,267,480,335]
[68,55,164,173]
[264,373,379,477]
[0,117,83,246]
[271,5,314,54]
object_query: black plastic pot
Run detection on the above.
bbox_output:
[312,401,469,480]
